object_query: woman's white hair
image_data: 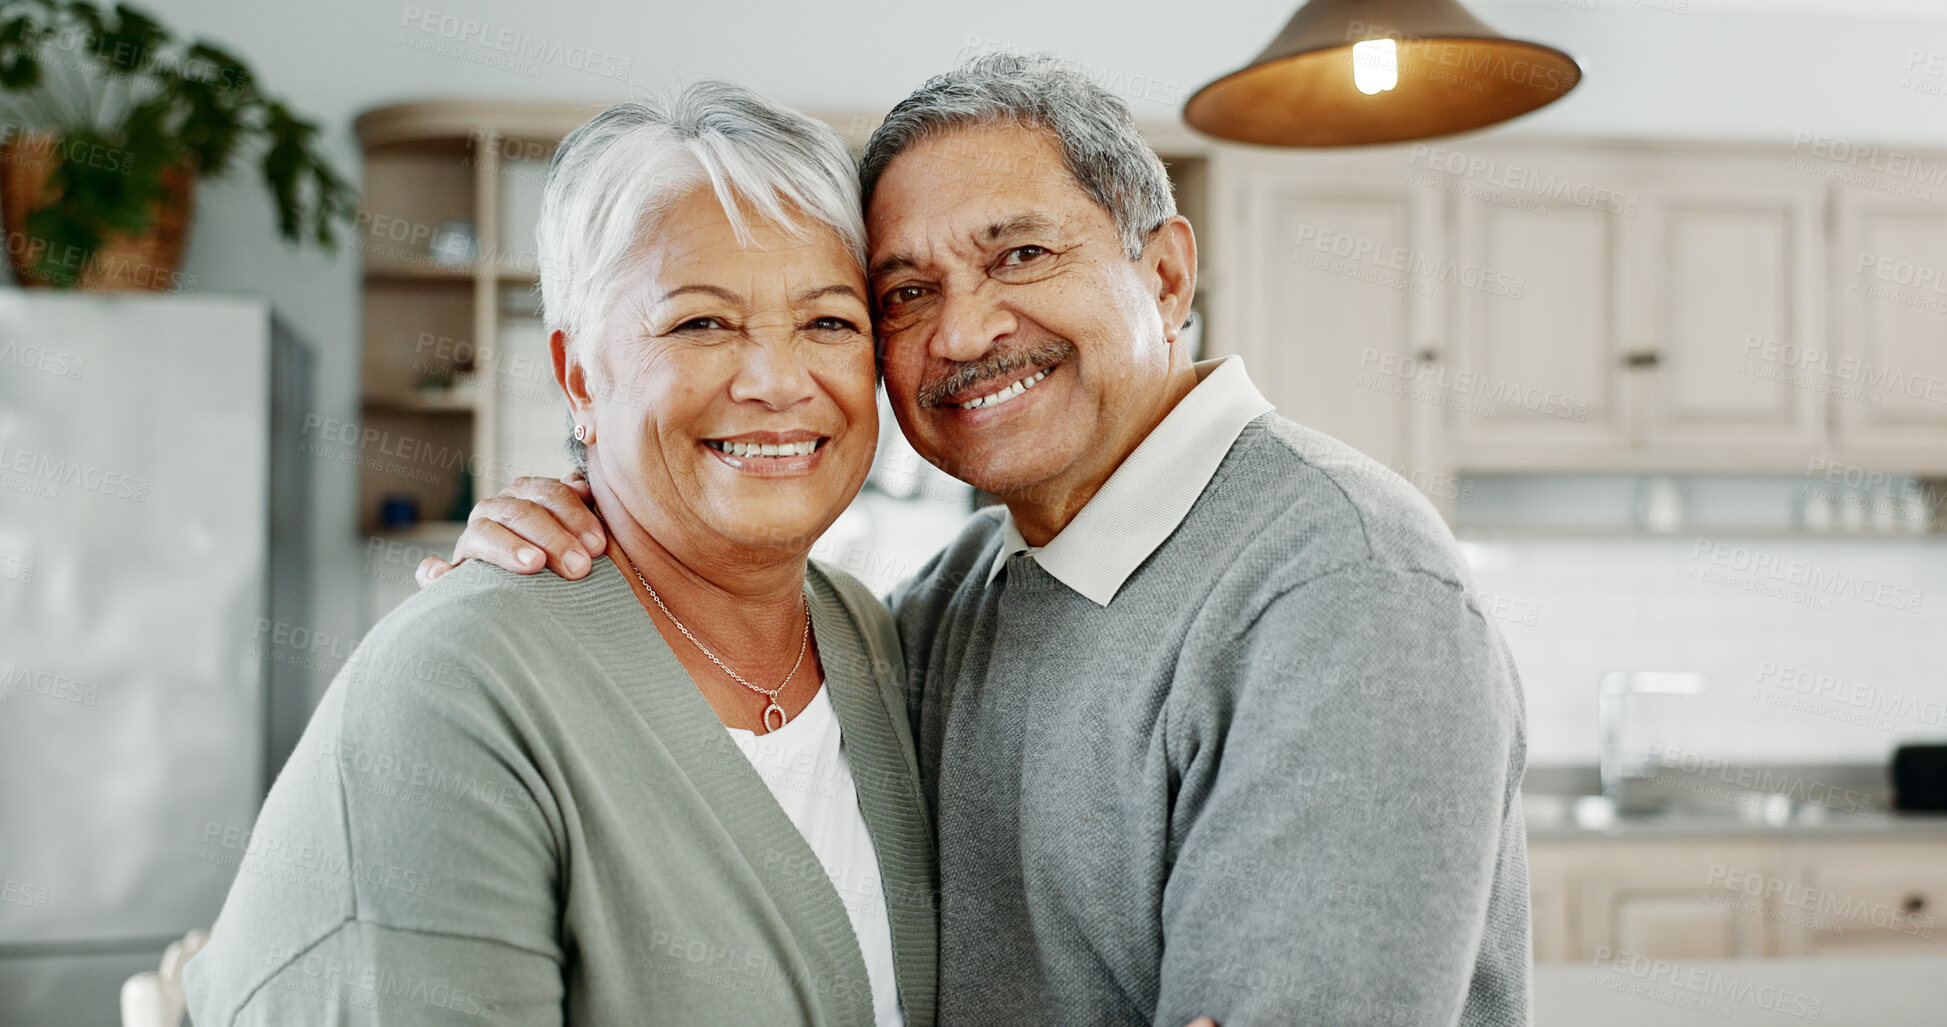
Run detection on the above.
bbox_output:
[535,81,866,469]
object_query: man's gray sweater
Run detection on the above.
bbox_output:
[890,413,1531,1026]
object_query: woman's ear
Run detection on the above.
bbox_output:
[551,328,596,440]
[1144,216,1197,345]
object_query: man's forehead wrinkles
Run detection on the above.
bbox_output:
[869,203,1085,280]
[867,252,919,282]
[868,211,984,273]
[982,212,1062,242]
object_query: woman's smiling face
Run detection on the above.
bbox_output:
[567,184,878,555]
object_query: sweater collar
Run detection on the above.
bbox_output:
[984,354,1275,606]
[566,557,935,1024]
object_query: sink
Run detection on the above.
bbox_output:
[1521,763,1916,836]
[1524,791,1838,832]
[1597,792,1809,826]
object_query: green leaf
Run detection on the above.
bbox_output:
[92,3,166,76]
[0,53,43,90]
[0,0,357,273]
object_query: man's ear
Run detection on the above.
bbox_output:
[1144,215,1197,345]
[551,328,597,429]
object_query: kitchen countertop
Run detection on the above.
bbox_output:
[1525,803,1947,841]
[1536,954,1947,1026]
[1521,762,1947,840]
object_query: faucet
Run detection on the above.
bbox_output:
[1598,671,1708,805]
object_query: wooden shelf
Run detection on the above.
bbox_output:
[371,520,469,543]
[364,390,482,415]
[360,261,540,283]
[364,261,477,283]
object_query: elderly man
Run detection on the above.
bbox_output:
[432,53,1530,1026]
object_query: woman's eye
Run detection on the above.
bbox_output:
[675,317,724,332]
[808,316,860,333]
[999,245,1048,267]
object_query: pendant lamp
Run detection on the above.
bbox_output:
[1184,0,1582,147]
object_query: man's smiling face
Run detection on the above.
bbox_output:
[866,123,1184,508]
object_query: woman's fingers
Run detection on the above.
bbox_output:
[414,526,544,588]
[415,555,456,587]
[454,497,594,579]
[411,474,602,589]
[506,475,606,555]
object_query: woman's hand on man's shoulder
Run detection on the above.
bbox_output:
[418,471,606,588]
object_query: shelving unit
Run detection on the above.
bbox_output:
[351,103,576,536]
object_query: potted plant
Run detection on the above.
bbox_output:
[0,0,356,289]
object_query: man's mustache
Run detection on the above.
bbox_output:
[915,341,1076,408]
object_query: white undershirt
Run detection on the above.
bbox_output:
[723,686,904,1027]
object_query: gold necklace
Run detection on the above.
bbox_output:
[632,565,810,732]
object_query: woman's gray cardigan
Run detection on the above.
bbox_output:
[185,556,937,1025]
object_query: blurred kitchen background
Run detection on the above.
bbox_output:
[5,0,1947,1023]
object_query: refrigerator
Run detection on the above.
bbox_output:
[0,292,311,1026]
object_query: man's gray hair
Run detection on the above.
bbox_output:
[536,81,866,470]
[858,52,1177,260]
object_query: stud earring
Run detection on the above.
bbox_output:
[573,424,590,443]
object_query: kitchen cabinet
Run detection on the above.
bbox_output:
[1209,140,1947,485]
[1221,148,1441,475]
[1443,148,1827,471]
[1528,833,1947,963]
[1776,841,1947,955]
[1831,186,1947,473]
[1527,843,1573,963]
[1445,148,1640,466]
[1635,157,1828,462]
[1531,838,1777,961]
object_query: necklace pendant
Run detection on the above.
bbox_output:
[762,702,787,732]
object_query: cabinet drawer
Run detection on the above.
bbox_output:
[1791,843,1946,952]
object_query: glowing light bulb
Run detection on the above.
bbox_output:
[1352,38,1399,95]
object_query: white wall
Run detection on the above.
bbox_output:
[1465,533,1947,766]
[154,0,1947,707]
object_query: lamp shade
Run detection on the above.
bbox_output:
[1184,0,1581,147]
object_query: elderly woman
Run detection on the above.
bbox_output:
[185,83,934,1026]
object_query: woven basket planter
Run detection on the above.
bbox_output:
[0,132,195,291]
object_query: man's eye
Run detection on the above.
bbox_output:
[999,245,1048,267]
[881,285,928,308]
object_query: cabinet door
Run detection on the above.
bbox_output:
[1833,189,1947,470]
[1638,168,1827,463]
[1584,873,1759,961]
[1226,158,1440,473]
[1562,839,1776,961]
[1526,841,1573,963]
[1446,150,1639,469]
[1609,892,1744,958]
[1781,841,1947,955]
